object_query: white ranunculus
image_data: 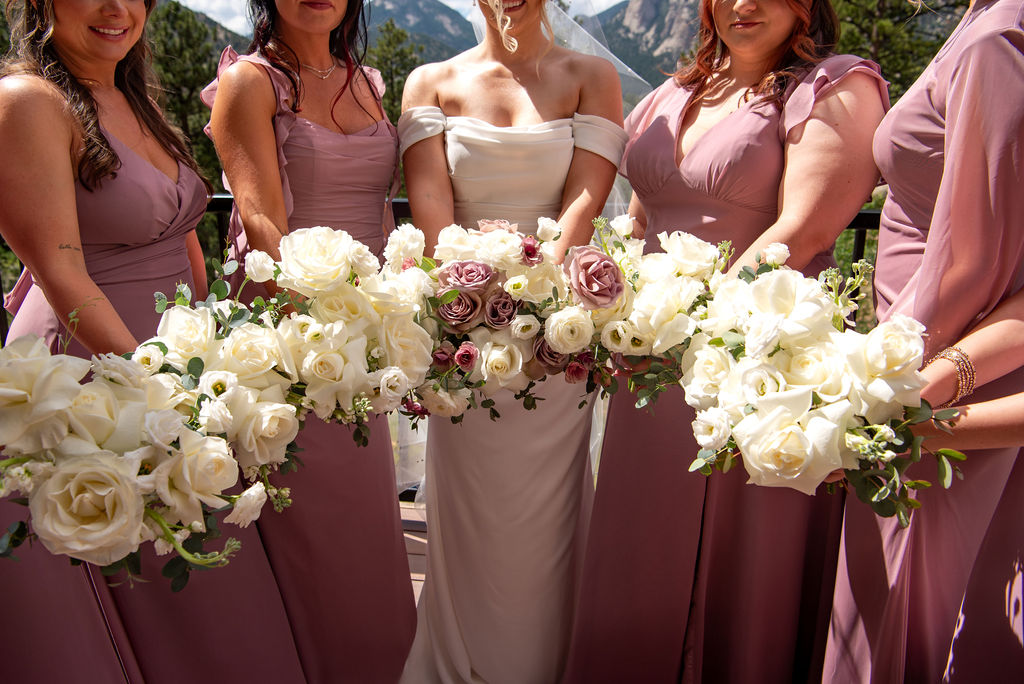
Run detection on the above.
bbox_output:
[536,217,561,242]
[681,334,737,411]
[657,231,721,280]
[244,250,277,283]
[509,314,542,339]
[154,305,219,371]
[154,431,238,529]
[224,482,267,528]
[231,385,300,473]
[778,342,852,404]
[212,322,294,389]
[417,384,471,417]
[761,243,790,267]
[276,226,356,297]
[434,224,476,262]
[383,224,426,271]
[381,315,433,387]
[748,269,838,346]
[29,449,144,566]
[131,344,166,375]
[609,214,635,238]
[349,241,382,279]
[0,335,91,455]
[476,229,525,271]
[544,305,595,355]
[692,406,732,451]
[468,328,532,396]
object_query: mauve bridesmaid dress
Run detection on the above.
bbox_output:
[202,48,416,684]
[562,55,889,684]
[1,131,306,682]
[825,2,1024,681]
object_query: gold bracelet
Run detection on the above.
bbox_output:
[926,345,976,407]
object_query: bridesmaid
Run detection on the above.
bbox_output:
[0,0,304,682]
[825,1,1024,680]
[563,1,887,682]
[202,0,416,681]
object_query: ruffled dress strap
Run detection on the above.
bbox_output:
[780,54,890,140]
[397,106,446,156]
[571,113,628,165]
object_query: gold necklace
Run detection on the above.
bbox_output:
[301,60,338,80]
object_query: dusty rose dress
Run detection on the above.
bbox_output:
[1,131,306,682]
[202,48,416,683]
[825,2,1024,681]
[562,56,889,684]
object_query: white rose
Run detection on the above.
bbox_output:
[154,430,238,529]
[590,285,635,329]
[544,305,595,355]
[131,344,166,375]
[383,224,426,271]
[309,283,382,335]
[701,278,752,338]
[276,226,356,297]
[381,315,433,387]
[716,357,790,419]
[743,312,785,359]
[839,316,925,424]
[212,322,294,389]
[198,397,234,436]
[748,269,838,346]
[349,240,382,279]
[692,407,731,451]
[29,450,144,565]
[657,231,721,280]
[681,334,736,411]
[144,409,185,451]
[154,305,219,370]
[434,224,477,262]
[536,217,561,242]
[301,336,370,420]
[360,273,422,317]
[66,379,122,447]
[762,243,790,267]
[502,263,568,304]
[224,482,267,528]
[509,314,542,339]
[637,253,677,287]
[91,353,151,389]
[609,214,635,238]
[777,342,852,404]
[417,384,471,418]
[244,250,277,283]
[0,336,90,454]
[468,328,531,396]
[231,385,301,473]
[143,372,197,413]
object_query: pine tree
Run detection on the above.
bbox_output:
[367,19,423,124]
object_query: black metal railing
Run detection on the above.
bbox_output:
[0,201,880,346]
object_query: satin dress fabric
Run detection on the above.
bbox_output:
[561,56,889,684]
[202,48,416,683]
[396,106,627,684]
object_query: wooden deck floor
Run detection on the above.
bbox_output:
[401,502,427,602]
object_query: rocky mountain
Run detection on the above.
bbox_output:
[596,0,698,85]
[368,0,477,63]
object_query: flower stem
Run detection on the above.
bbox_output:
[143,509,239,568]
[0,456,33,471]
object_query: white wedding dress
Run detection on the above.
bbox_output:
[397,106,627,684]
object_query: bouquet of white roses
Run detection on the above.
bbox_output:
[683,251,962,526]
[0,335,260,590]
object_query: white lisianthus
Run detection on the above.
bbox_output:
[600,319,640,355]
[244,250,277,283]
[657,231,721,280]
[197,369,244,402]
[131,344,166,375]
[371,366,412,413]
[692,407,732,451]
[434,224,477,262]
[468,328,531,396]
[761,243,790,267]
[0,336,91,455]
[505,263,568,304]
[544,306,595,355]
[224,482,268,528]
[536,217,561,242]
[154,430,238,529]
[509,314,542,339]
[417,384,472,417]
[383,224,426,270]
[381,315,433,387]
[503,275,530,300]
[276,226,356,297]
[609,214,635,238]
[29,449,144,566]
[154,305,219,370]
[212,322,294,388]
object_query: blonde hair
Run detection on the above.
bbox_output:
[483,0,555,55]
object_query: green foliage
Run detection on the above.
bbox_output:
[366,19,423,126]
[0,9,9,56]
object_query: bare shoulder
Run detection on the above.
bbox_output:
[811,70,886,121]
[216,58,276,105]
[559,48,619,85]
[552,47,622,121]
[403,57,466,109]
[0,74,75,138]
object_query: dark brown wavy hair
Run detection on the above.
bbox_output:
[1,0,208,191]
[675,0,840,108]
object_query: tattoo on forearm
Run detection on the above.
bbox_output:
[58,243,82,252]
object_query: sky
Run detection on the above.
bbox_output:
[176,0,624,37]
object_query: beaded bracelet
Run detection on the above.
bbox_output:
[926,345,976,407]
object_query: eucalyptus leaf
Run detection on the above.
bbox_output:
[936,453,953,489]
[222,260,239,276]
[210,280,230,300]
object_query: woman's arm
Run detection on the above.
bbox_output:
[728,71,885,275]
[914,394,1024,452]
[0,76,137,354]
[186,230,208,300]
[549,58,624,263]
[400,65,455,254]
[626,192,647,239]
[208,61,289,262]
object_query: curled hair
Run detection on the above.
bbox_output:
[675,0,840,108]
[247,0,375,129]
[482,0,554,58]
[1,0,208,191]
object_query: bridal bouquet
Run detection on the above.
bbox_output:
[0,335,258,588]
[683,251,962,525]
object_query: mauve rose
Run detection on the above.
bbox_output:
[521,235,543,265]
[564,245,625,310]
[454,342,479,372]
[564,360,589,384]
[437,261,496,293]
[533,336,570,375]
[477,219,519,234]
[437,289,485,332]
[575,349,597,368]
[432,341,457,371]
[485,289,519,329]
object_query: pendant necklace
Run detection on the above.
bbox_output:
[301,60,338,80]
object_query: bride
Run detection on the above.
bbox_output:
[397,0,627,681]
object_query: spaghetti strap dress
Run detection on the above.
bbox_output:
[202,47,416,683]
[396,106,627,684]
[562,56,889,684]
